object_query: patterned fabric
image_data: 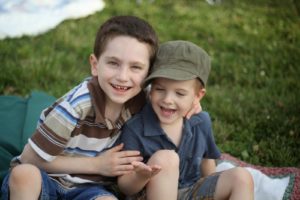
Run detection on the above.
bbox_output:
[219,154,300,200]
[28,76,145,185]
[187,172,221,200]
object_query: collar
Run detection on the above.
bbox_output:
[142,103,164,136]
[142,102,204,138]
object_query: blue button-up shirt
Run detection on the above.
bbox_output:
[119,103,221,188]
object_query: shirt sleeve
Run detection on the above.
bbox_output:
[201,112,221,159]
[30,81,91,161]
[118,116,144,154]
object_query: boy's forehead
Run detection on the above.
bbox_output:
[102,36,151,63]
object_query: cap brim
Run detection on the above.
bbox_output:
[143,67,197,87]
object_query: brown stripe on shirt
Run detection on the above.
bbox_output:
[31,126,67,156]
[71,120,115,139]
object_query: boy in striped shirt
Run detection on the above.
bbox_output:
[1,15,158,200]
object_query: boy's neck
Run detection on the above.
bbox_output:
[160,118,184,147]
[105,101,124,123]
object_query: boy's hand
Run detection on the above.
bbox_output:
[96,143,143,177]
[185,102,202,119]
[132,161,161,179]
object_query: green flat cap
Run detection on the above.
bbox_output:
[144,40,211,87]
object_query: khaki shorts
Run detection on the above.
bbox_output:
[128,172,221,200]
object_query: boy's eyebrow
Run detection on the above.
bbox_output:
[176,88,189,93]
[130,61,147,67]
[104,56,118,60]
[105,56,147,66]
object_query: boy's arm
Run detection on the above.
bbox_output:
[118,161,161,195]
[20,143,142,176]
[201,158,216,177]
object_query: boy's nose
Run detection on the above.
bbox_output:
[162,93,173,104]
[117,67,129,81]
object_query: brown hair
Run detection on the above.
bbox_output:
[194,78,204,92]
[93,16,158,69]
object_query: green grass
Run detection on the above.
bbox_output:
[0,0,299,167]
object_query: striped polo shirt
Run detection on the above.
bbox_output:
[29,76,146,185]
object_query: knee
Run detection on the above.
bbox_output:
[9,164,42,188]
[231,167,254,189]
[148,150,179,169]
[215,167,254,199]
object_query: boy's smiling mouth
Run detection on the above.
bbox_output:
[111,84,130,91]
[160,106,176,116]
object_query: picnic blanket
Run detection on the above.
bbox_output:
[217,154,299,200]
[0,0,105,40]
[0,91,299,199]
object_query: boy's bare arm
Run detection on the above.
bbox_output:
[118,161,161,195]
[200,158,216,177]
[20,143,143,177]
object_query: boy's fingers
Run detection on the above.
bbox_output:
[131,161,141,166]
[119,150,141,158]
[107,144,141,158]
[186,102,202,119]
[185,107,195,119]
[109,143,124,152]
[133,161,148,168]
[150,165,161,171]
[115,163,148,175]
[119,155,143,165]
[117,170,133,175]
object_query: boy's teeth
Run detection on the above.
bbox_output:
[161,107,175,113]
[114,85,128,90]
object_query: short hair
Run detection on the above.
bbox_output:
[93,16,158,68]
[194,78,204,92]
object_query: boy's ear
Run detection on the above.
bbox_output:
[90,54,98,76]
[195,88,206,102]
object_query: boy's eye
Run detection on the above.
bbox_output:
[108,61,118,66]
[131,65,143,70]
[176,92,186,96]
[154,86,164,91]
[176,90,187,96]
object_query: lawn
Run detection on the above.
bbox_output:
[0,0,299,167]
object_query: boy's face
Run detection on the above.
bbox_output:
[150,78,205,125]
[90,36,150,106]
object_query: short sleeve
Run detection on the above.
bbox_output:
[200,113,221,159]
[30,81,91,161]
[119,124,141,151]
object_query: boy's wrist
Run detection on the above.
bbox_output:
[82,156,100,174]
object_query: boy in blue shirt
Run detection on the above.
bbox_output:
[117,40,254,200]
